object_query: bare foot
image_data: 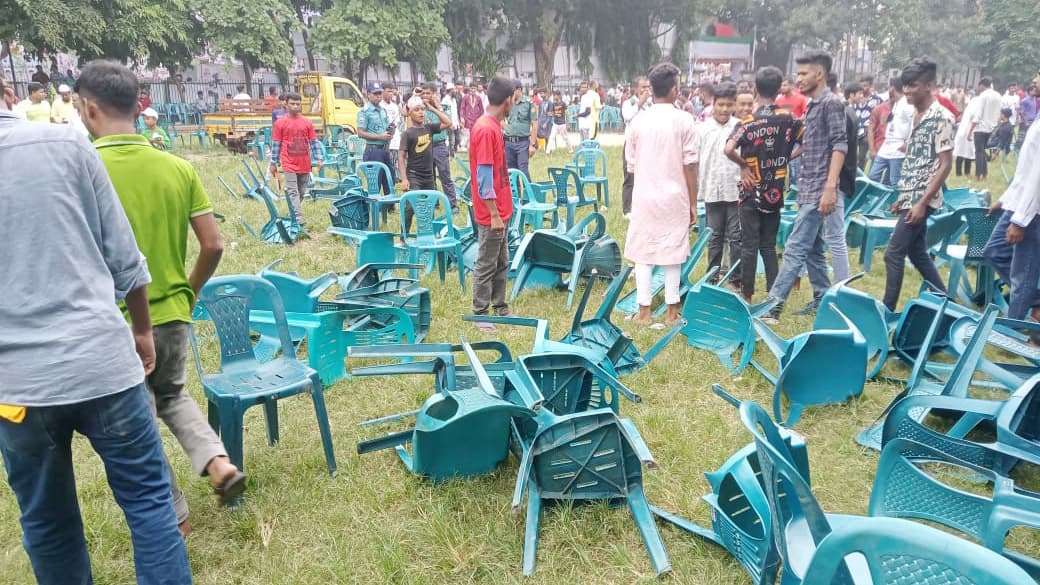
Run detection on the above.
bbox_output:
[664,304,682,325]
[632,306,654,326]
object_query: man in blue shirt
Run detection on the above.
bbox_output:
[0,73,192,585]
[357,81,394,195]
[762,50,848,324]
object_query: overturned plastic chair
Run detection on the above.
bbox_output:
[658,267,761,374]
[353,341,534,482]
[614,228,713,317]
[752,305,868,426]
[881,373,1040,477]
[814,273,893,379]
[858,302,998,450]
[504,353,669,576]
[509,212,622,308]
[190,276,336,476]
[871,438,1040,577]
[242,184,306,245]
[652,385,808,585]
[739,396,1034,585]
[332,263,432,342]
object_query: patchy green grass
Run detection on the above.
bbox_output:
[0,140,1034,585]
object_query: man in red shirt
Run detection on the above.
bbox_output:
[469,76,515,333]
[269,92,323,226]
[775,77,807,118]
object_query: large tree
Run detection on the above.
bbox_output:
[309,0,448,83]
[0,0,200,67]
[196,0,299,92]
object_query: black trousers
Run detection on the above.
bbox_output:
[706,201,742,284]
[973,131,991,178]
[882,208,947,311]
[739,206,780,299]
[955,156,973,177]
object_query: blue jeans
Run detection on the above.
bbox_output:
[984,210,1040,321]
[0,384,192,585]
[768,203,832,308]
[822,193,849,282]
[505,139,531,179]
[867,156,903,187]
[431,142,458,206]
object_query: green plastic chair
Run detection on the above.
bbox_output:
[741,398,1034,585]
[510,169,559,232]
[399,190,466,290]
[190,276,336,477]
[846,182,900,271]
[751,305,868,426]
[241,184,305,245]
[246,126,271,160]
[547,167,599,229]
[814,273,893,379]
[571,148,609,208]
[509,212,621,308]
[614,228,713,316]
[505,355,669,576]
[933,207,1002,307]
[354,341,535,482]
[871,438,1040,577]
[332,263,432,342]
[857,303,998,451]
[357,161,399,230]
[881,373,1040,477]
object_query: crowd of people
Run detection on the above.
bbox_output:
[1,46,1038,585]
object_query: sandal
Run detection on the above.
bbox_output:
[213,470,247,505]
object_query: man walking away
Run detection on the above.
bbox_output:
[621,76,651,216]
[726,66,803,302]
[965,77,1003,181]
[984,73,1040,327]
[503,80,538,179]
[357,81,394,195]
[625,62,699,326]
[577,81,601,141]
[868,78,911,187]
[881,57,952,312]
[546,90,574,155]
[77,61,244,538]
[422,83,460,209]
[398,94,452,233]
[270,92,323,226]
[699,82,742,289]
[0,72,192,585]
[761,50,847,324]
[470,77,516,333]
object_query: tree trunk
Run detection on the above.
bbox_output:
[533,30,563,88]
[301,28,317,71]
[242,61,254,97]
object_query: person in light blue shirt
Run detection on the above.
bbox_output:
[357,81,394,195]
[0,72,192,585]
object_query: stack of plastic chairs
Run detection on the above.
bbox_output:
[547,166,599,228]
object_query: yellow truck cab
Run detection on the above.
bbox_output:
[203,74,365,141]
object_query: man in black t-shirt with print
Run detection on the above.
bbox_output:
[398,94,452,233]
[726,66,804,302]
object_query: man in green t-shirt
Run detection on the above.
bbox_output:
[76,61,244,537]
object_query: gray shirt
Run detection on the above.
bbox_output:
[797,89,848,205]
[0,110,151,406]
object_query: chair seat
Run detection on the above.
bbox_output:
[405,237,461,251]
[862,217,897,228]
[521,203,556,213]
[582,175,607,183]
[202,357,317,401]
[785,513,867,580]
[943,244,967,261]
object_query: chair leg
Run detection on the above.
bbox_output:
[521,482,543,576]
[455,245,466,290]
[437,252,447,282]
[310,385,338,477]
[218,403,246,472]
[263,400,280,446]
[627,484,672,576]
[207,400,220,435]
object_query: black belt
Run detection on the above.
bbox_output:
[365,142,388,149]
[505,136,531,143]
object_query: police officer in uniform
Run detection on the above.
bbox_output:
[504,80,538,179]
[357,81,394,194]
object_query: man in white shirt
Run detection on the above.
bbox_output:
[577,81,602,140]
[984,73,1040,325]
[868,79,914,187]
[1002,83,1021,125]
[441,85,460,154]
[381,83,402,178]
[621,76,651,215]
[965,76,1003,180]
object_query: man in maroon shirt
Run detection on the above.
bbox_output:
[459,83,485,151]
[469,76,515,332]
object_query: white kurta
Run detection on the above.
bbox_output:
[624,103,699,265]
[954,97,978,161]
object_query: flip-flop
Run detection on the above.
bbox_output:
[213,470,247,505]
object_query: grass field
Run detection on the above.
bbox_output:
[1,139,1035,585]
